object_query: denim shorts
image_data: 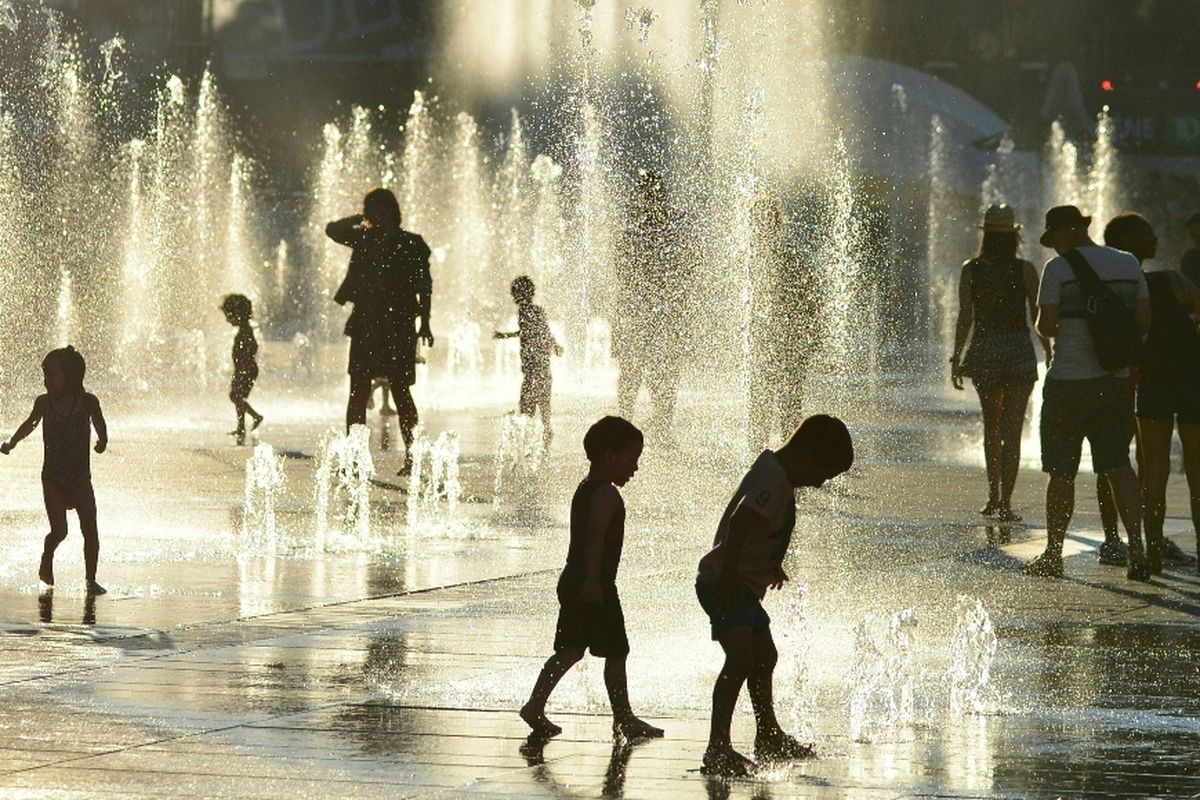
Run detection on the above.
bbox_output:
[695,581,771,640]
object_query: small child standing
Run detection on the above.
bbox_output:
[520,416,663,741]
[221,293,264,445]
[695,414,854,776]
[494,276,562,448]
[1,346,109,595]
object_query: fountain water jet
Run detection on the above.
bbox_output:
[947,596,998,715]
[849,606,919,742]
[243,442,286,550]
[314,425,374,548]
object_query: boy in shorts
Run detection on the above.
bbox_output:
[520,416,664,741]
[696,414,854,776]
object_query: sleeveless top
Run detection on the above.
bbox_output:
[558,477,625,598]
[969,258,1029,337]
[1140,272,1200,390]
[39,393,95,488]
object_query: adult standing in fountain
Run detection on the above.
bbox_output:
[1024,206,1150,580]
[950,204,1048,522]
[612,172,692,444]
[747,192,823,451]
[327,188,433,473]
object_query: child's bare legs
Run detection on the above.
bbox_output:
[706,626,806,774]
[521,372,553,449]
[521,646,584,737]
[39,479,69,586]
[746,627,782,737]
[746,627,810,757]
[604,655,663,738]
[231,376,262,443]
[705,627,756,773]
[73,482,103,593]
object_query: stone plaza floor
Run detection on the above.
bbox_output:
[1,373,1199,798]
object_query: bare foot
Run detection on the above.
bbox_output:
[520,703,562,738]
[701,743,755,777]
[613,715,664,741]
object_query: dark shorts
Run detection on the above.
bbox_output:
[231,367,257,400]
[1040,376,1133,476]
[1136,380,1200,425]
[554,590,629,658]
[695,581,771,641]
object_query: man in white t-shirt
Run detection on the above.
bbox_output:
[1026,205,1152,580]
[695,415,854,777]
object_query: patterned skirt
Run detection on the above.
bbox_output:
[963,331,1038,388]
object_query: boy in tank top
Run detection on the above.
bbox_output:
[519,416,663,742]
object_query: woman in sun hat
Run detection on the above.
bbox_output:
[950,203,1050,521]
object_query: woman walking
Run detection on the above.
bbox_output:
[951,204,1049,521]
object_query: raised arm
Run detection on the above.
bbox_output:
[325,215,365,247]
[1,398,45,454]
[580,484,618,606]
[87,394,108,454]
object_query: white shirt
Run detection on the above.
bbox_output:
[1037,245,1148,380]
[697,451,795,599]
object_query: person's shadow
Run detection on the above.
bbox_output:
[519,733,649,798]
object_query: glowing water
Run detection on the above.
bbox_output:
[406,427,462,524]
[314,425,374,547]
[947,596,998,715]
[494,413,545,506]
[243,442,286,549]
[849,606,919,742]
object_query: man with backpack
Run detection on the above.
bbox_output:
[1026,205,1153,580]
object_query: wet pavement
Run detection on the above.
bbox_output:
[2,372,1199,798]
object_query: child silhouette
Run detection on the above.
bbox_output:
[2,346,109,595]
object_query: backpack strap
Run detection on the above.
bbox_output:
[1062,248,1102,292]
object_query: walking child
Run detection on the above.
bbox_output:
[695,414,854,776]
[221,293,263,446]
[495,275,562,448]
[1,346,109,595]
[520,416,663,741]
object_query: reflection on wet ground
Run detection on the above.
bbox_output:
[2,384,1199,797]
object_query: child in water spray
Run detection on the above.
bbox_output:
[494,275,562,449]
[221,293,264,445]
[520,416,663,741]
[1,346,109,595]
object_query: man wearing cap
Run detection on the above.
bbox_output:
[1026,205,1152,580]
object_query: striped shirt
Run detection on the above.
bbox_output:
[1037,245,1147,380]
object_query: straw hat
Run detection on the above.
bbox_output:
[979,203,1021,233]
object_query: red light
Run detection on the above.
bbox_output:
[1195,80,1200,90]
[1100,79,1115,92]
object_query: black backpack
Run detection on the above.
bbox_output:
[1062,248,1143,371]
